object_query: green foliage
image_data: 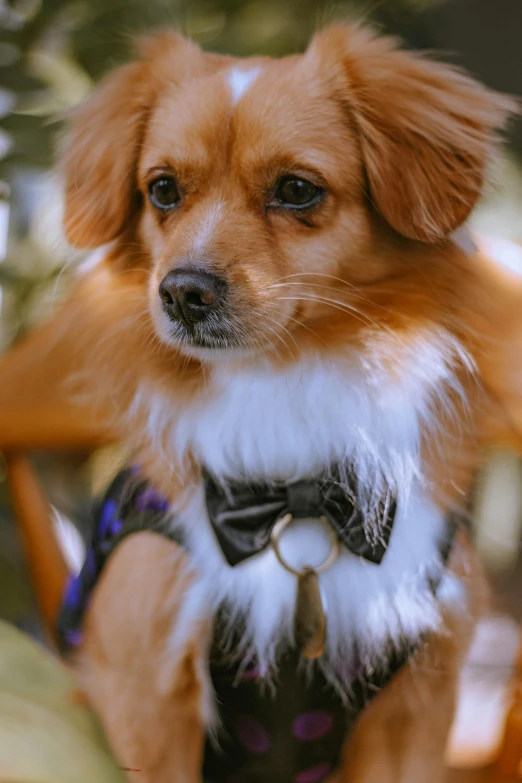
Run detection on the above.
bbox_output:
[0,619,126,782]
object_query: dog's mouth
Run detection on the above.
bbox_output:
[168,314,246,351]
[159,304,301,361]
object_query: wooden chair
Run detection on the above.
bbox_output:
[0,303,111,641]
[0,259,521,781]
[496,642,522,780]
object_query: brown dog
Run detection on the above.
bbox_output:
[53,22,522,783]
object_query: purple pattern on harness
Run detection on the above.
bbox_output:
[135,487,169,513]
[84,549,96,578]
[235,715,271,753]
[293,712,334,741]
[294,762,333,783]
[63,628,83,648]
[240,663,261,681]
[63,574,83,609]
[98,499,118,538]
[109,517,124,536]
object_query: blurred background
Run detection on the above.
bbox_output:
[0,0,521,774]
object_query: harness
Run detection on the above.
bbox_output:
[58,468,457,783]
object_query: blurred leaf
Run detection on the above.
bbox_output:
[26,49,91,106]
[0,264,21,284]
[0,620,126,783]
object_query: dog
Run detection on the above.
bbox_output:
[51,22,522,783]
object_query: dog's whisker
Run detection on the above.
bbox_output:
[267,280,386,310]
[268,280,405,321]
[274,295,382,331]
[275,295,412,350]
[264,315,300,356]
[284,314,328,348]
[269,271,366,291]
[255,322,288,361]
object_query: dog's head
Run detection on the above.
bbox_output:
[61,25,515,361]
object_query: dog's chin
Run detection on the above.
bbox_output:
[154,306,303,363]
[156,314,300,364]
[157,319,258,362]
[178,343,258,362]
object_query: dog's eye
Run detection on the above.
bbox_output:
[148,177,181,211]
[275,177,322,208]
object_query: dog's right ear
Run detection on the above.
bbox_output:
[61,33,206,249]
[61,60,150,249]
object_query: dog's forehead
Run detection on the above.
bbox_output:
[225,62,263,104]
[143,54,353,172]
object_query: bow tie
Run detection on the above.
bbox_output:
[204,470,397,567]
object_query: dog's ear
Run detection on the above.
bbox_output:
[60,33,205,249]
[61,60,150,249]
[308,25,517,243]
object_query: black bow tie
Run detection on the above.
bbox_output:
[204,470,397,567]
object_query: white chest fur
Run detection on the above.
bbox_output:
[173,482,462,685]
[133,329,471,682]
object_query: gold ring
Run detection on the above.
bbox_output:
[270,513,340,577]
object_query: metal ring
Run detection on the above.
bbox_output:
[270,513,340,577]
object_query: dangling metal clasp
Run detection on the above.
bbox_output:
[270,513,340,660]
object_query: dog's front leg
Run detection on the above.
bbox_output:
[333,662,458,783]
[333,537,487,783]
[73,532,211,783]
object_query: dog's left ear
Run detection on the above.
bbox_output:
[308,25,518,243]
[60,33,209,249]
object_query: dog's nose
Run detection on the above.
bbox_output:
[159,269,227,324]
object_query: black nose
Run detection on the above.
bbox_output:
[159,269,227,324]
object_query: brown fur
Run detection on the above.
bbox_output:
[76,534,208,782]
[54,22,522,782]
